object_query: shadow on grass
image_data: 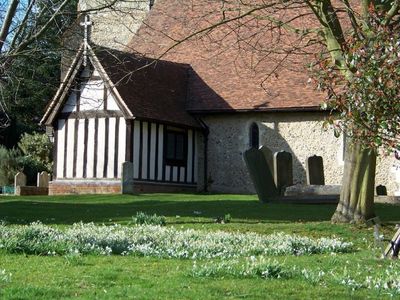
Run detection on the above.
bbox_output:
[0,195,398,225]
[0,199,336,224]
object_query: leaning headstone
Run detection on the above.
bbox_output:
[259,145,274,174]
[244,148,278,202]
[306,155,325,185]
[14,172,27,189]
[274,151,293,195]
[121,162,134,194]
[37,171,49,188]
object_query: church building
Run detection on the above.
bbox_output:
[41,0,399,195]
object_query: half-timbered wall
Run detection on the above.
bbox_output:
[54,67,198,184]
[131,120,198,184]
[55,118,198,184]
[55,116,126,179]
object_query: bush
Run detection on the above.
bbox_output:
[18,132,52,173]
[0,146,21,186]
[17,133,53,185]
[133,212,166,226]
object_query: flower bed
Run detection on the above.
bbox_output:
[0,222,352,258]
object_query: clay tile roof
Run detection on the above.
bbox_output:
[94,46,201,128]
[127,0,327,112]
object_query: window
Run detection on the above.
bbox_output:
[249,123,259,149]
[164,129,187,166]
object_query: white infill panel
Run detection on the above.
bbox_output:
[62,92,77,113]
[194,131,198,183]
[117,118,126,178]
[96,118,106,178]
[149,123,157,180]
[157,125,164,181]
[187,130,193,183]
[76,119,85,178]
[133,120,140,179]
[66,119,75,178]
[141,122,149,180]
[172,167,178,182]
[107,117,116,178]
[133,121,140,179]
[165,166,171,181]
[80,80,104,111]
[107,93,120,110]
[180,167,185,182]
[86,118,95,178]
[56,119,66,178]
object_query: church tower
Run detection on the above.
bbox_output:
[78,0,154,49]
[61,0,155,79]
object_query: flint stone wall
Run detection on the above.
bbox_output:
[78,0,151,49]
[202,112,397,195]
[62,0,152,80]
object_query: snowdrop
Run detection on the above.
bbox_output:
[0,222,353,259]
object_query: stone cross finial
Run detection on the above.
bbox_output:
[80,14,93,66]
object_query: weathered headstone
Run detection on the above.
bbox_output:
[306,155,325,185]
[121,162,134,194]
[376,185,387,196]
[244,147,278,202]
[259,145,274,174]
[37,171,49,188]
[14,172,27,190]
[274,151,293,195]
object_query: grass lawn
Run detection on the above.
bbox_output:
[0,193,399,299]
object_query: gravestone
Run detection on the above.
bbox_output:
[259,145,274,174]
[37,171,49,188]
[306,155,325,185]
[244,147,278,202]
[376,185,387,196]
[14,172,27,189]
[274,151,293,195]
[121,162,134,194]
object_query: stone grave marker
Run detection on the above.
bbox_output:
[274,151,293,195]
[121,162,134,194]
[244,147,278,202]
[14,172,27,189]
[37,171,49,188]
[259,145,274,174]
[376,185,387,196]
[306,155,325,185]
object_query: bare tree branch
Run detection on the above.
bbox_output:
[0,0,19,52]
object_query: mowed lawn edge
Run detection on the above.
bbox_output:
[0,193,399,299]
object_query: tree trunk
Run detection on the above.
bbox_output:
[331,142,377,223]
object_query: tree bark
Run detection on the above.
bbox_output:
[0,0,20,53]
[332,142,377,223]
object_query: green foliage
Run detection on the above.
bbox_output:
[0,195,398,298]
[224,213,232,223]
[192,257,292,279]
[0,222,352,258]
[0,146,21,186]
[133,211,166,226]
[0,0,79,147]
[15,133,52,185]
[18,133,52,172]
[312,15,400,152]
[0,133,52,186]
